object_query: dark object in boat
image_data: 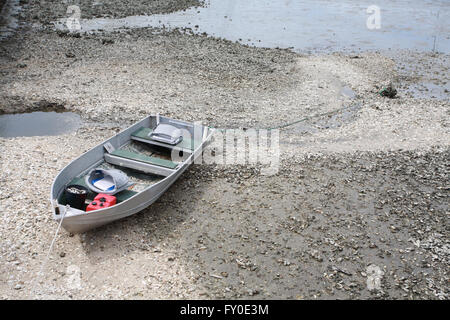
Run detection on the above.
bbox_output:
[65,185,88,210]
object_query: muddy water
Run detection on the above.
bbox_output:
[57,0,450,53]
[0,112,82,137]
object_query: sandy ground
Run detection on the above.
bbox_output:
[0,1,449,299]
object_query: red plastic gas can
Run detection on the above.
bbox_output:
[86,194,117,212]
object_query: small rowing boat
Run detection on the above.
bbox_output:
[50,115,213,233]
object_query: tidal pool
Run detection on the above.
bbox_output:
[0,111,82,137]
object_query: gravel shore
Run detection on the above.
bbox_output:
[0,0,448,300]
[25,0,204,24]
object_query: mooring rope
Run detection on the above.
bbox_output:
[209,102,361,132]
[31,205,68,298]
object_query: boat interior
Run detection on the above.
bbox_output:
[56,116,205,212]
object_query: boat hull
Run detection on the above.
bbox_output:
[50,115,212,233]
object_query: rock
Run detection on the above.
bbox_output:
[379,84,398,98]
[101,38,114,45]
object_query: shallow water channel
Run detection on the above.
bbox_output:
[56,0,450,53]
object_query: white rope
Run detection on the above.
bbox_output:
[31,205,68,298]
